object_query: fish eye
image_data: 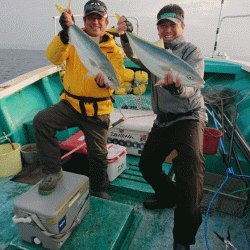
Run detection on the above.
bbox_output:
[187,75,194,80]
[108,77,112,81]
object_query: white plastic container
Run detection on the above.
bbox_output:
[107,144,127,182]
[0,143,22,177]
[109,109,156,156]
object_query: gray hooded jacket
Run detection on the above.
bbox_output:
[121,35,208,127]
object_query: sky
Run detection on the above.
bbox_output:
[0,0,250,59]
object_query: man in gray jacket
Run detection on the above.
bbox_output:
[117,4,207,250]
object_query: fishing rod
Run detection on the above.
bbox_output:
[212,0,250,58]
[208,105,250,164]
[212,0,225,58]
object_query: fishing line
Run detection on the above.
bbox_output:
[109,96,155,129]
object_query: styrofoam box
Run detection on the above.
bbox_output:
[109,109,156,156]
[107,144,127,182]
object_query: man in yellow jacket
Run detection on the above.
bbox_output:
[33,0,124,199]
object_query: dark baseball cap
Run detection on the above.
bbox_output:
[84,0,108,18]
[157,4,184,25]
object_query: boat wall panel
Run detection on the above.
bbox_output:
[204,60,242,74]
[0,72,65,146]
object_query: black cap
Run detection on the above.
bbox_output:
[84,0,108,18]
[157,4,184,25]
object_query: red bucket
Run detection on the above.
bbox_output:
[203,127,223,155]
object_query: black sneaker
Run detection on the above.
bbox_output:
[173,241,190,250]
[91,191,112,201]
[38,169,63,196]
[143,193,176,210]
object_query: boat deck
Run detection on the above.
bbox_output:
[1,154,250,250]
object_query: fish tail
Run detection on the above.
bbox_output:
[56,4,65,14]
[115,13,121,21]
[66,0,72,11]
[107,27,118,33]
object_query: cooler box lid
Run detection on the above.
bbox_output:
[59,131,87,154]
[13,171,89,220]
[107,144,127,164]
[110,109,156,132]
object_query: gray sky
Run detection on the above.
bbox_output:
[0,0,250,59]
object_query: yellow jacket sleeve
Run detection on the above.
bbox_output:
[46,34,70,65]
[46,31,124,116]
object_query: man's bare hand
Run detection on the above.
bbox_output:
[159,71,181,87]
[117,16,128,35]
[95,73,110,89]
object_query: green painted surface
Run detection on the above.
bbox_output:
[0,178,31,250]
[9,197,140,250]
[204,60,242,74]
[1,58,250,249]
[110,155,173,202]
[0,176,141,250]
[123,58,141,69]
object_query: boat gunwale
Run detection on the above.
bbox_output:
[205,57,250,73]
[0,65,62,99]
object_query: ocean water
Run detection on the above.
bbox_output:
[0,49,50,85]
[0,48,249,86]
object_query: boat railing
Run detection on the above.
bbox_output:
[53,15,139,36]
[212,13,250,58]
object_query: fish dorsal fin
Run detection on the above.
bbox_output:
[152,39,164,49]
[84,31,99,44]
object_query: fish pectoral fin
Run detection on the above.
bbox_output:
[84,72,94,78]
[89,58,99,68]
[155,80,163,86]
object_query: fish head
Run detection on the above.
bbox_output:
[179,73,205,88]
[102,68,121,90]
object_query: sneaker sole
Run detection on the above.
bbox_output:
[38,171,63,196]
[38,186,57,196]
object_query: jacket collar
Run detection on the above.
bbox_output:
[164,35,186,50]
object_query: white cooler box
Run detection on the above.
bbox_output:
[13,171,89,250]
[107,144,127,181]
[109,109,156,156]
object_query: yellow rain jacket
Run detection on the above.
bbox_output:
[46,30,124,116]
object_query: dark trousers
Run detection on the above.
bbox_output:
[33,100,110,192]
[138,119,205,246]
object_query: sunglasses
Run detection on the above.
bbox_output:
[84,2,107,15]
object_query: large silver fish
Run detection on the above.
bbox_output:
[125,31,205,88]
[56,5,121,90]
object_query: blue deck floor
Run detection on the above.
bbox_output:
[1,155,250,250]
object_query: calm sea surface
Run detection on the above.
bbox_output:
[0,48,249,85]
[0,49,50,85]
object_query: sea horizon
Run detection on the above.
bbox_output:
[0,48,249,85]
